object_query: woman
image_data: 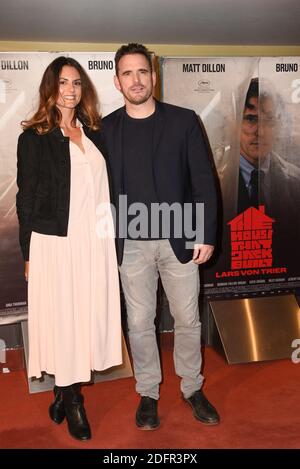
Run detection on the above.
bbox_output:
[16,56,122,441]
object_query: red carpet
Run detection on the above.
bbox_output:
[0,340,300,449]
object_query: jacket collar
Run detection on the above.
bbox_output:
[50,119,85,141]
[152,99,165,159]
[51,127,65,141]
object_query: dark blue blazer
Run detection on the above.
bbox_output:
[100,100,218,265]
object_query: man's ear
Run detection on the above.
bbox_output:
[152,71,157,88]
[114,75,121,91]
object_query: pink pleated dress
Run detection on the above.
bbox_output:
[27,126,122,386]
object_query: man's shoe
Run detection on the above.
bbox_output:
[136,396,160,430]
[184,390,220,425]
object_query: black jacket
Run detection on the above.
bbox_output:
[101,100,218,265]
[16,125,101,261]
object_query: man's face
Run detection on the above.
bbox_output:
[240,96,277,166]
[114,53,156,106]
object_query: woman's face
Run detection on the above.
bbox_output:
[56,65,82,110]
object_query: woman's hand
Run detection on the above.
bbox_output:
[24,261,29,282]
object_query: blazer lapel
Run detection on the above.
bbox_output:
[152,100,165,161]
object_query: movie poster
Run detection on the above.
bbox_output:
[0,52,123,321]
[161,57,300,298]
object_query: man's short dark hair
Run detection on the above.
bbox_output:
[245,78,259,110]
[114,43,153,75]
[244,77,282,119]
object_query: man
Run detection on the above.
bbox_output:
[101,43,219,429]
[238,77,300,216]
[238,77,300,272]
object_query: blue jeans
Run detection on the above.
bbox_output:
[119,239,203,400]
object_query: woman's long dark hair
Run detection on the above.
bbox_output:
[22,56,101,133]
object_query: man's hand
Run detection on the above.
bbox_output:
[192,244,214,265]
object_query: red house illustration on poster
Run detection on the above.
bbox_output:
[227,206,275,270]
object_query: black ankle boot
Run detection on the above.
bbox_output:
[49,386,65,424]
[62,384,91,441]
